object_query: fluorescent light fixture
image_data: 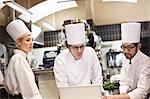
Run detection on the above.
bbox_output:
[57,0,75,3]
[102,0,137,3]
[3,0,32,16]
[19,0,78,23]
[43,22,57,31]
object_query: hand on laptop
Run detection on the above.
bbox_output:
[102,95,116,99]
[102,93,130,99]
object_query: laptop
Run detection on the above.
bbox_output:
[59,84,102,99]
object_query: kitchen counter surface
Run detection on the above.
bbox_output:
[0,67,54,90]
[33,67,54,75]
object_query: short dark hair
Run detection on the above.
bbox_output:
[133,42,140,46]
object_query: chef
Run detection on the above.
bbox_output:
[54,23,103,88]
[4,19,43,99]
[103,22,150,99]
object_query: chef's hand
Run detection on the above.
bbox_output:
[32,66,44,71]
[102,95,116,99]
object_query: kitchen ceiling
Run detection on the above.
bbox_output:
[18,0,78,23]
[0,0,79,31]
[0,0,150,31]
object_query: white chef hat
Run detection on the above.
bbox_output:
[65,23,86,45]
[6,19,32,41]
[121,22,141,43]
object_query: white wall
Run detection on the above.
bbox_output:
[91,0,150,25]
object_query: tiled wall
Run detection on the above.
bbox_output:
[141,22,150,37]
[95,22,150,41]
[44,31,59,47]
[43,21,150,47]
[95,24,121,41]
[0,21,150,47]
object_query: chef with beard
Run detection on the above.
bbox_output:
[103,22,150,99]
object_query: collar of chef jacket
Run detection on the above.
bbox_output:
[124,50,141,65]
[67,48,85,62]
[14,49,27,59]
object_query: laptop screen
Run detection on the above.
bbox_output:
[59,85,102,99]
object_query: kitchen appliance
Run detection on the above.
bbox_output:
[43,50,57,68]
[0,43,8,84]
[106,49,123,68]
[0,43,8,72]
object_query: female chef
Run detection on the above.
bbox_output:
[4,19,43,99]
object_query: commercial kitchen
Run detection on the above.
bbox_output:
[0,0,150,99]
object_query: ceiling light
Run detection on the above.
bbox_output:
[3,0,32,16]
[102,0,137,3]
[19,0,78,23]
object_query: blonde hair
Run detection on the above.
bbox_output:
[15,33,32,48]
[18,32,32,40]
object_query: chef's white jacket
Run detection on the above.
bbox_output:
[120,50,150,99]
[4,49,43,99]
[54,47,103,87]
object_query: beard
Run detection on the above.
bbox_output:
[124,52,137,59]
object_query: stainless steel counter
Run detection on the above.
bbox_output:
[0,68,54,90]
